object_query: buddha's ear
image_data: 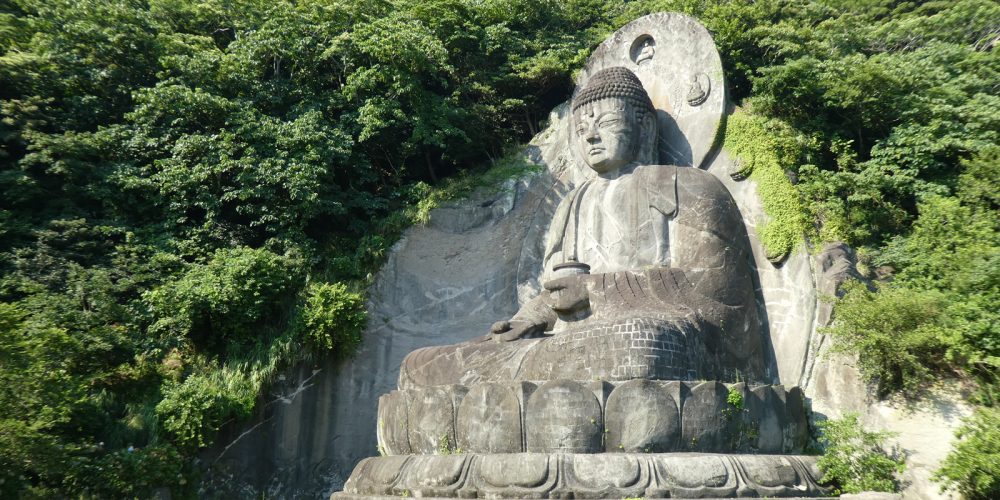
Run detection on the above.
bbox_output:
[636,111,659,164]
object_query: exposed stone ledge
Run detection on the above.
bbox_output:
[333,452,829,499]
[378,379,808,456]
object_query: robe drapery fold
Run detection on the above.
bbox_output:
[544,165,677,276]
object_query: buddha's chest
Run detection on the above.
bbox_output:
[574,178,672,272]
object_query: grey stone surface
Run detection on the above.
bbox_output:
[525,380,603,453]
[681,381,730,452]
[405,386,458,454]
[577,12,726,169]
[747,384,786,453]
[783,386,809,454]
[334,453,830,499]
[376,391,410,455]
[454,383,521,454]
[375,380,807,455]
[605,379,679,452]
[479,453,552,490]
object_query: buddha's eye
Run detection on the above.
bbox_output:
[575,126,588,136]
[598,118,622,128]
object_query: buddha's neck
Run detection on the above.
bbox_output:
[596,161,641,180]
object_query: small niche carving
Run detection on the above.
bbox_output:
[686,72,711,106]
[630,35,655,65]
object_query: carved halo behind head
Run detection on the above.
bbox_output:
[575,13,727,169]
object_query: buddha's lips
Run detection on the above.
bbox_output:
[588,147,604,155]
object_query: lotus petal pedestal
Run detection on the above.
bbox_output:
[334,452,828,499]
[333,380,830,498]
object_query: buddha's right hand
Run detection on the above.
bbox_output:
[544,276,591,313]
[489,319,546,342]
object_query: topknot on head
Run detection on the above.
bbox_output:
[571,67,654,115]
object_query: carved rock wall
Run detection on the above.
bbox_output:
[202,118,565,497]
[204,102,966,500]
[202,100,817,497]
[335,453,828,499]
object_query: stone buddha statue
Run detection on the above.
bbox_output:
[399,67,767,389]
[336,16,829,500]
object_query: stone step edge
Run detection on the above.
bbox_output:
[379,379,808,456]
[335,452,831,499]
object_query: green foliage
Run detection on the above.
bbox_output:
[750,1,1000,245]
[824,281,950,397]
[156,366,255,450]
[146,247,302,351]
[816,413,904,495]
[298,282,366,353]
[0,299,191,497]
[723,110,809,260]
[934,406,1000,500]
[826,147,999,399]
[726,386,744,411]
[1,0,997,495]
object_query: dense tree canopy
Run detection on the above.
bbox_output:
[1,0,997,497]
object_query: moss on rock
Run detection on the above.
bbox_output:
[723,110,809,262]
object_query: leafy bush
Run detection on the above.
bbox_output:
[816,413,904,494]
[156,368,256,450]
[934,407,1000,500]
[298,282,366,353]
[824,281,950,397]
[146,247,302,351]
[826,147,999,399]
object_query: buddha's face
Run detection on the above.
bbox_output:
[573,98,640,175]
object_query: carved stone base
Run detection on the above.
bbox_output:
[379,380,808,455]
[333,453,830,499]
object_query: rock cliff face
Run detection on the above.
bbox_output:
[202,109,566,498]
[205,103,966,499]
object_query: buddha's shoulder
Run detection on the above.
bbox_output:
[632,164,727,192]
[634,165,739,219]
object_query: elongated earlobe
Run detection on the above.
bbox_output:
[637,114,659,164]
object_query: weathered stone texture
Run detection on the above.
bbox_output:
[376,380,808,456]
[525,380,603,453]
[605,379,679,452]
[454,383,521,454]
[334,453,828,499]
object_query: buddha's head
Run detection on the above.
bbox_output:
[571,67,658,176]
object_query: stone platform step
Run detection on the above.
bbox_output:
[378,380,808,455]
[333,452,830,499]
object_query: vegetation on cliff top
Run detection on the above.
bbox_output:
[1,0,997,497]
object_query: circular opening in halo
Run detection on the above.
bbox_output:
[629,35,656,65]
